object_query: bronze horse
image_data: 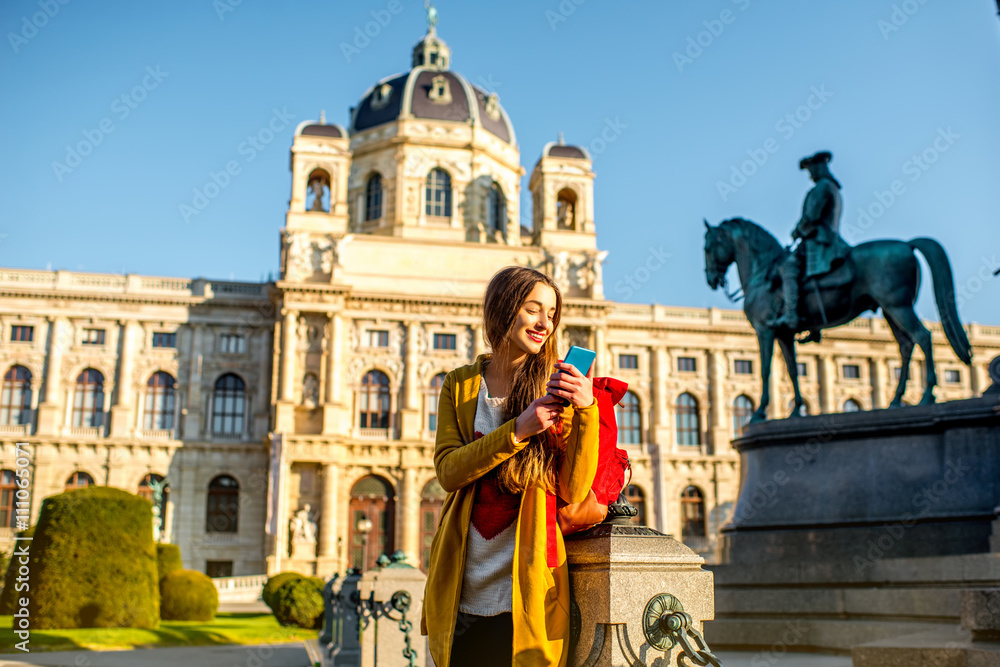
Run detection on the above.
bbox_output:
[703,218,971,422]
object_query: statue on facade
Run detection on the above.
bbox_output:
[703,150,972,423]
[308,176,327,212]
[290,504,317,543]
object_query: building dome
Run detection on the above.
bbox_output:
[542,138,590,160]
[349,28,515,145]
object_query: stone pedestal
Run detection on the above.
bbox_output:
[290,539,316,561]
[565,523,715,667]
[357,558,429,667]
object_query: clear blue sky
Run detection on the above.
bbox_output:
[2,0,999,324]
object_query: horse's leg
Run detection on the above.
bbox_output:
[777,334,803,417]
[884,312,915,407]
[751,328,775,423]
[883,305,937,405]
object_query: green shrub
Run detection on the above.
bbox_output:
[263,571,303,610]
[272,576,324,629]
[156,543,183,582]
[0,526,33,615]
[160,570,219,622]
[27,487,159,629]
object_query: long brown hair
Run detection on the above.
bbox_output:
[481,266,562,493]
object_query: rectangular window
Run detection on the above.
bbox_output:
[618,354,639,370]
[205,560,233,578]
[367,330,389,347]
[152,332,177,348]
[734,359,753,375]
[944,369,961,384]
[894,366,901,381]
[843,364,861,380]
[796,362,808,377]
[219,333,246,354]
[10,325,33,342]
[433,333,456,350]
[82,328,106,346]
[677,356,697,373]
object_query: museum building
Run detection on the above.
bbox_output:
[0,26,997,578]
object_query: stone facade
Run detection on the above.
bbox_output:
[1,27,998,577]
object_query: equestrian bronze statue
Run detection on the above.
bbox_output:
[703,150,971,423]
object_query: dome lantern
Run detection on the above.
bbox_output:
[412,3,450,71]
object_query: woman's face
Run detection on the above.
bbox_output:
[509,282,557,357]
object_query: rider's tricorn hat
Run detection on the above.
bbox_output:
[799,151,832,169]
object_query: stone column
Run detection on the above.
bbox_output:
[274,458,292,572]
[37,316,66,435]
[174,452,199,570]
[594,326,607,376]
[399,322,421,439]
[870,357,887,409]
[111,320,137,437]
[471,324,485,360]
[400,466,421,565]
[319,462,339,558]
[280,310,297,403]
[707,350,729,454]
[326,313,343,403]
[184,324,205,440]
[818,354,835,413]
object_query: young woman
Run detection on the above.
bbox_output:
[420,266,600,667]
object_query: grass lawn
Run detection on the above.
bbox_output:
[0,612,318,653]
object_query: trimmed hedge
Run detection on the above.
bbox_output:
[156,543,183,582]
[160,570,219,622]
[28,486,159,629]
[0,526,33,615]
[272,576,324,629]
[263,572,303,610]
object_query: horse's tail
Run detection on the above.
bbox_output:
[908,237,972,365]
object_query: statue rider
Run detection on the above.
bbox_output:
[770,151,849,335]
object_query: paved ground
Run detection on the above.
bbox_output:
[0,642,309,667]
[0,645,853,667]
[217,600,270,613]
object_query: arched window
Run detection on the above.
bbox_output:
[1,366,32,426]
[137,473,168,524]
[0,470,16,528]
[66,471,94,490]
[487,181,506,237]
[626,484,645,526]
[348,475,396,572]
[306,169,330,213]
[732,395,754,436]
[681,486,706,538]
[144,372,176,430]
[615,391,641,444]
[843,399,862,413]
[556,188,577,230]
[419,478,446,571]
[676,393,700,445]
[427,373,446,431]
[212,374,245,436]
[206,475,239,533]
[425,168,452,217]
[359,370,390,429]
[365,173,383,221]
[72,369,105,428]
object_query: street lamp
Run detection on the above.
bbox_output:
[356,515,373,571]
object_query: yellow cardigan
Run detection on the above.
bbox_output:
[420,354,600,667]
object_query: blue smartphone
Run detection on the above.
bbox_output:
[550,345,596,405]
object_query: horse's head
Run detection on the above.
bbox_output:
[703,219,734,290]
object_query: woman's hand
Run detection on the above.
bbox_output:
[546,362,595,409]
[513,394,564,442]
